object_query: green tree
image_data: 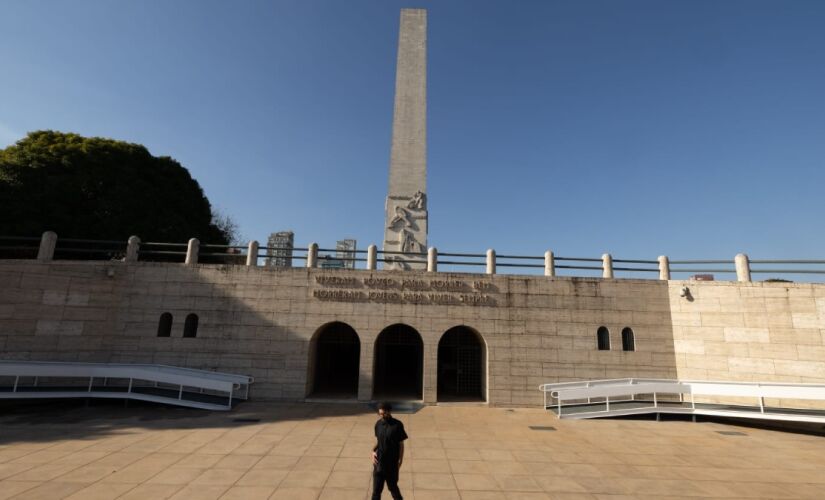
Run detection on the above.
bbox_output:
[0,131,233,246]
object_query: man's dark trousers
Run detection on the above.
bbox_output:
[372,463,402,500]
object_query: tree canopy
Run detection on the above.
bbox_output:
[0,131,232,245]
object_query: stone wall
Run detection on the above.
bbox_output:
[1,259,823,408]
[668,280,825,408]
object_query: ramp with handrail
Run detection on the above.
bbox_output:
[0,360,253,411]
[539,378,825,423]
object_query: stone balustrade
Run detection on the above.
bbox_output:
[14,231,793,284]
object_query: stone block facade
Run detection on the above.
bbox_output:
[1,259,824,408]
[668,280,825,408]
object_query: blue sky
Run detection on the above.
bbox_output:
[2,0,824,275]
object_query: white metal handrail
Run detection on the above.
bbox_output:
[0,360,254,411]
[539,378,825,423]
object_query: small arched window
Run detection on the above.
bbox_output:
[597,326,610,351]
[183,313,199,338]
[622,327,635,351]
[157,313,172,337]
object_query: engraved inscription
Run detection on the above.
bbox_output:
[401,279,428,290]
[364,278,398,288]
[315,276,358,287]
[369,291,402,302]
[311,275,497,306]
[430,279,465,291]
[313,289,365,301]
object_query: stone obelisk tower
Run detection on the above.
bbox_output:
[383,9,427,270]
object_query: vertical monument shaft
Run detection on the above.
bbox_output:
[388,9,427,197]
[383,9,428,270]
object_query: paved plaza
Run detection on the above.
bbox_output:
[0,402,824,499]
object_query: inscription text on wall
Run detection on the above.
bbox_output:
[311,276,497,306]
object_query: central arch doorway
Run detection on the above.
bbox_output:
[373,324,423,400]
[437,326,486,402]
[308,322,360,398]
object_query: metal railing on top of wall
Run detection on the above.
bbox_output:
[3,231,825,283]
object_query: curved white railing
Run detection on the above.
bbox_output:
[539,378,825,422]
[0,360,253,411]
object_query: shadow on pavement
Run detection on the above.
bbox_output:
[0,399,377,445]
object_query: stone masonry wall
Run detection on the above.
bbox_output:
[668,280,825,408]
[1,259,823,408]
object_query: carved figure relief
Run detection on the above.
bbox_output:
[407,190,426,210]
[398,228,421,254]
[384,191,427,270]
[387,205,413,229]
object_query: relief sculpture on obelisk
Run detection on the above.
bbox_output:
[383,9,428,270]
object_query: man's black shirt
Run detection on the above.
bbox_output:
[374,416,408,469]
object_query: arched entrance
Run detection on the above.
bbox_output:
[373,324,423,400]
[308,322,360,398]
[437,326,486,402]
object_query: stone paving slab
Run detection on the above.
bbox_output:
[0,401,824,499]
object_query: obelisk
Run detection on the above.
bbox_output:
[383,8,427,270]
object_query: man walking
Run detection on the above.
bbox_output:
[371,402,408,500]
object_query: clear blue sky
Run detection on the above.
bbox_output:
[2,0,824,271]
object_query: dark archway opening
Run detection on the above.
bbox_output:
[157,312,172,337]
[597,326,610,350]
[183,313,198,338]
[373,324,423,400]
[437,326,485,402]
[310,322,360,398]
[622,327,635,351]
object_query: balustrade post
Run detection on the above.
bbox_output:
[366,244,377,270]
[307,243,318,268]
[185,238,199,265]
[658,255,670,280]
[486,249,496,275]
[602,253,614,279]
[125,236,140,262]
[37,231,57,262]
[246,240,259,266]
[544,250,555,277]
[427,247,438,272]
[735,253,751,282]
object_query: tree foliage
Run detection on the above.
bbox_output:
[0,131,232,245]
